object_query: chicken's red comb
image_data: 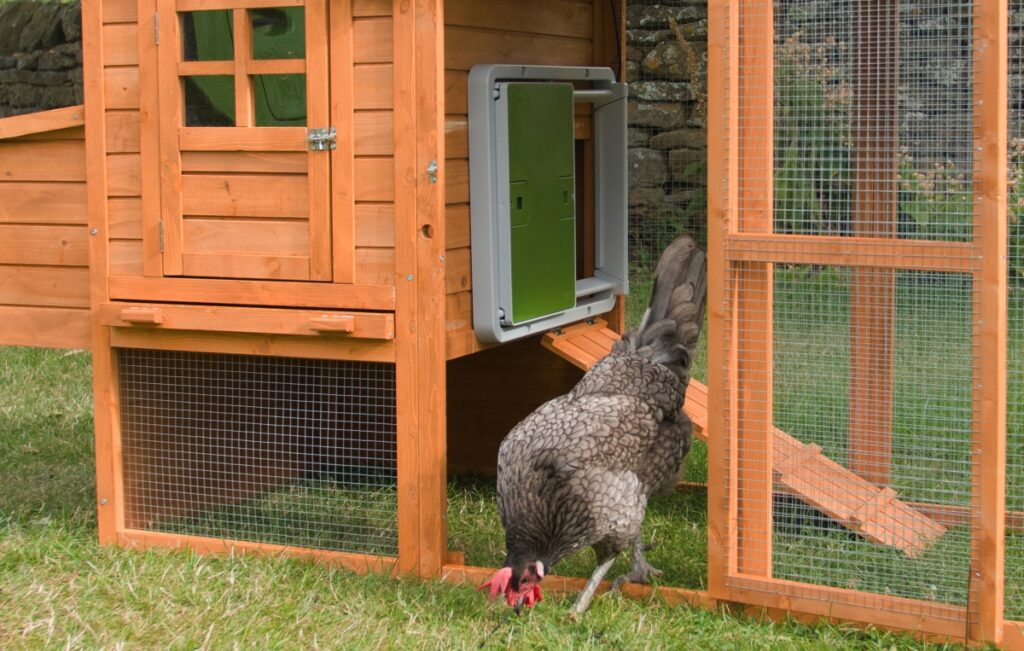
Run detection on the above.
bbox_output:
[479,567,513,601]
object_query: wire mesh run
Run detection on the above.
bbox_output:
[117,349,398,556]
[770,0,975,242]
[1007,0,1024,623]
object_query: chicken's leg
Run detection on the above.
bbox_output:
[569,554,617,615]
[611,539,663,593]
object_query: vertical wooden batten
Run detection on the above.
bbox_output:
[848,0,898,487]
[705,0,737,598]
[84,0,118,544]
[393,0,447,577]
[331,0,357,283]
[137,0,163,276]
[970,0,1007,643]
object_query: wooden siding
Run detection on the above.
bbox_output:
[0,124,90,349]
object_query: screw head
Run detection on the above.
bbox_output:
[100,498,108,505]
[90,228,98,236]
[406,274,414,281]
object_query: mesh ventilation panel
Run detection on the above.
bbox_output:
[1008,0,1024,623]
[118,349,398,556]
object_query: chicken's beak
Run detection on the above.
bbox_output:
[513,593,527,615]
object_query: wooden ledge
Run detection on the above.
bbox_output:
[0,105,85,140]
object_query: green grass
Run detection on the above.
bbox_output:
[0,346,976,649]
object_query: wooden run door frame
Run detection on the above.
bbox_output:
[707,0,1008,644]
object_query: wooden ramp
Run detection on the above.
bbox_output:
[542,319,947,557]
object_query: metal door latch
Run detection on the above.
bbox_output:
[307,127,337,151]
[427,160,439,183]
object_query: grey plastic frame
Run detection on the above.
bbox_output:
[468,64,628,343]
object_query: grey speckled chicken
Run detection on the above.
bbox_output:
[480,235,707,615]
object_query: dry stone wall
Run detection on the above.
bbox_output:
[0,0,82,118]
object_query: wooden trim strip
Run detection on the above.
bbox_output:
[109,328,396,362]
[440,564,717,609]
[177,60,234,76]
[97,302,395,339]
[246,58,306,75]
[175,0,304,10]
[727,234,980,273]
[0,105,85,140]
[725,574,968,639]
[117,529,398,574]
[179,127,307,151]
[108,276,396,310]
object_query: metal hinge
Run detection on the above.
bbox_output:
[307,127,337,151]
[158,222,164,252]
[153,13,159,45]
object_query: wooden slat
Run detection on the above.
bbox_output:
[181,151,307,174]
[354,111,394,156]
[0,105,85,140]
[108,198,143,238]
[355,203,396,248]
[182,219,309,255]
[0,267,89,308]
[354,64,393,109]
[106,153,142,196]
[103,0,136,23]
[181,174,309,218]
[175,0,303,9]
[444,247,471,293]
[109,328,396,362]
[727,234,980,272]
[445,116,468,158]
[181,252,311,280]
[445,203,469,250]
[353,247,395,285]
[102,23,139,66]
[444,0,592,39]
[105,111,140,153]
[0,306,90,349]
[157,0,183,274]
[246,58,306,75]
[97,303,395,339]
[109,239,143,276]
[972,0,1008,643]
[355,157,395,201]
[0,225,88,266]
[444,26,592,71]
[445,158,468,204]
[0,183,87,224]
[136,0,159,277]
[176,60,234,76]
[353,17,393,64]
[104,67,140,109]
[0,140,86,181]
[108,276,396,309]
[233,8,254,128]
[179,127,307,151]
[353,0,390,17]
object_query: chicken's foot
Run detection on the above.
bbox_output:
[569,554,617,616]
[610,539,663,593]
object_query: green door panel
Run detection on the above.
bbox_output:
[506,83,576,324]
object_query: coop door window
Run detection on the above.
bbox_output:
[152,0,332,282]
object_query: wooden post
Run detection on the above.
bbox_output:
[970,0,1007,642]
[393,0,447,578]
[706,0,737,595]
[732,0,774,579]
[83,0,117,544]
[848,0,898,487]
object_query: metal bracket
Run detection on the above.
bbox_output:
[426,160,439,184]
[307,127,337,151]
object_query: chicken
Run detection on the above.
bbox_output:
[480,235,707,615]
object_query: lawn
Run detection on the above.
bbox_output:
[0,343,977,648]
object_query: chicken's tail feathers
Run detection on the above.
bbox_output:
[631,235,707,379]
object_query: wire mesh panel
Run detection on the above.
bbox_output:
[118,349,398,556]
[1007,0,1024,623]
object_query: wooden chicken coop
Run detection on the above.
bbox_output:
[1,0,1023,647]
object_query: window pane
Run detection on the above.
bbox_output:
[184,76,235,127]
[254,74,306,127]
[251,7,305,60]
[181,10,233,62]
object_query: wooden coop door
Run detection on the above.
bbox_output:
[153,0,332,281]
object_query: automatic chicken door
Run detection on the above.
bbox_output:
[469,65,628,343]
